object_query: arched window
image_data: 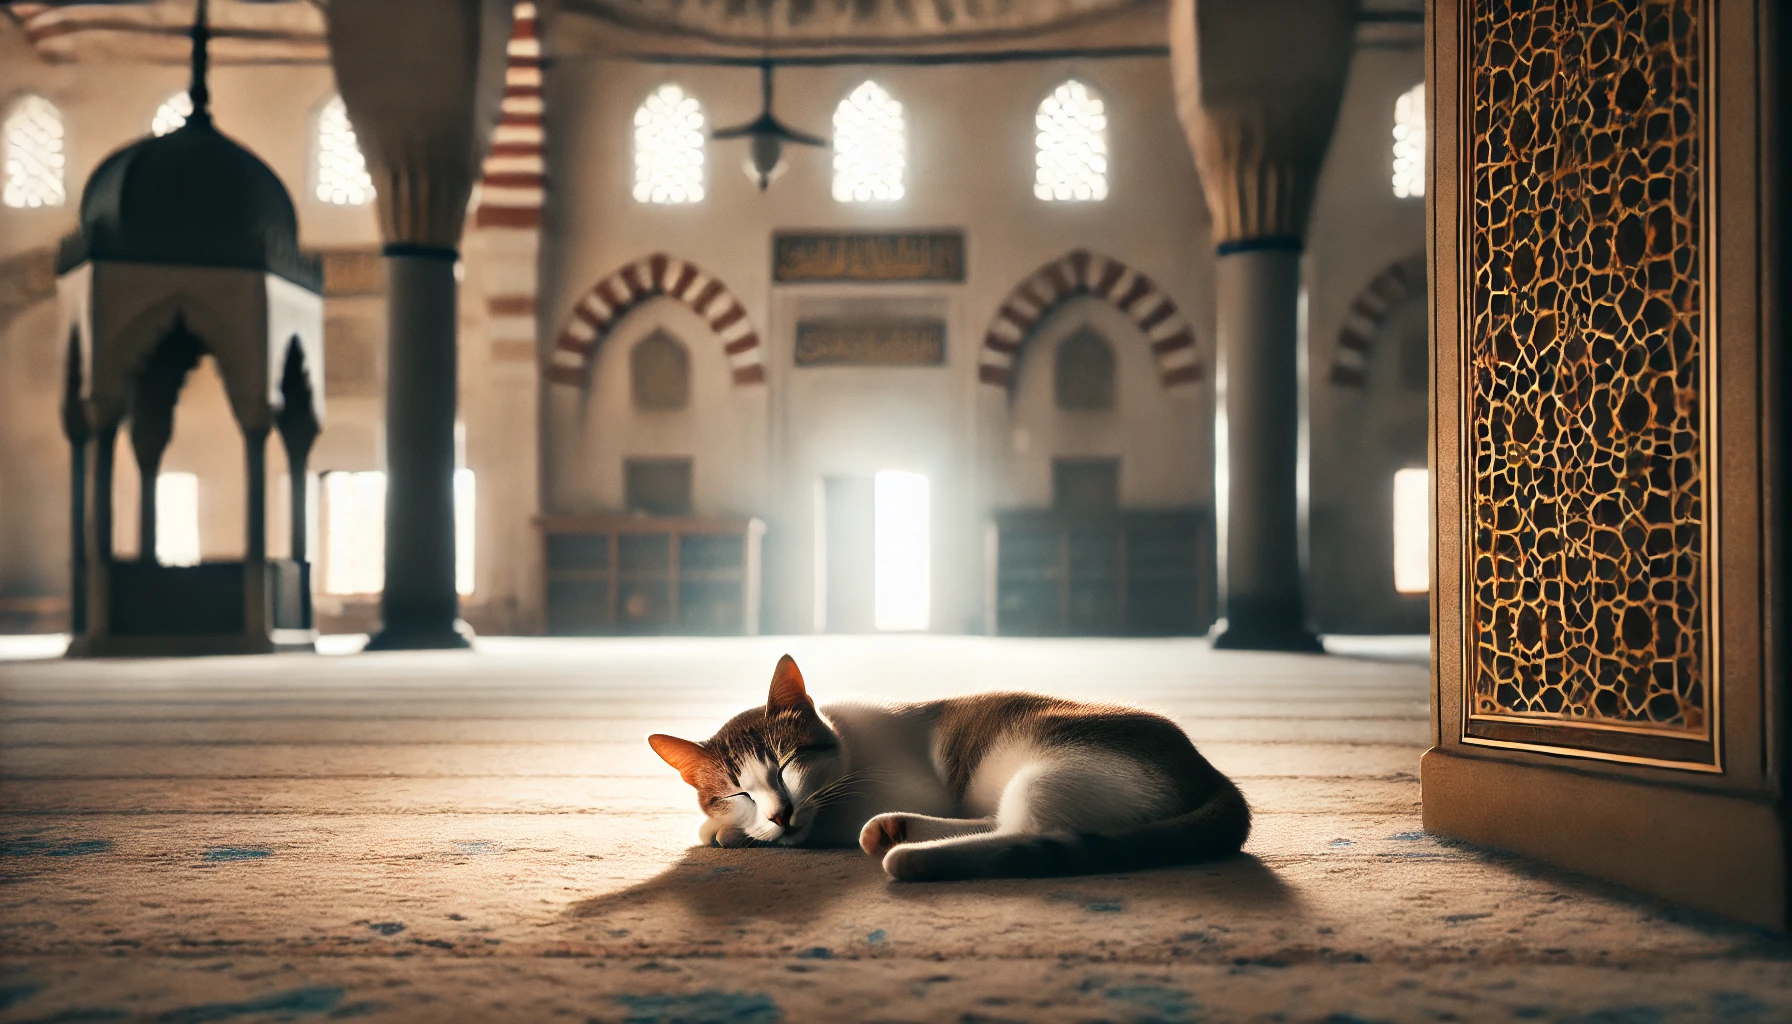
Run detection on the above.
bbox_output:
[1035,80,1108,202]
[152,91,192,137]
[1054,327,1116,410]
[633,85,705,204]
[313,95,374,206]
[630,329,691,410]
[1392,82,1425,199]
[833,81,905,203]
[3,94,67,209]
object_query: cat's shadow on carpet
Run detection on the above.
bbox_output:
[566,846,1297,926]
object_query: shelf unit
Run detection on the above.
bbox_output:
[539,515,764,635]
[989,509,1214,636]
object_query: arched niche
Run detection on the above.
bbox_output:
[1001,296,1208,512]
[630,328,691,411]
[1054,326,1117,411]
[549,296,767,518]
[110,329,246,565]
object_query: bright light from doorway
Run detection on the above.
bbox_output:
[1393,468,1429,594]
[321,470,475,597]
[873,470,929,631]
[1392,82,1426,198]
[155,472,201,567]
[323,471,385,596]
[454,468,475,598]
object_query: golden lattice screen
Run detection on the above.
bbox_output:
[1464,0,1709,760]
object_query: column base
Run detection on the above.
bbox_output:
[1209,598,1324,652]
[1210,620,1325,653]
[1422,748,1788,930]
[364,618,475,652]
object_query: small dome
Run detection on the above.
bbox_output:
[61,108,320,290]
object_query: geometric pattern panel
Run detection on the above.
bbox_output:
[1466,0,1706,736]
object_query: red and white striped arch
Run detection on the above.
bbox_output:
[978,250,1203,391]
[550,253,764,388]
[1329,252,1426,387]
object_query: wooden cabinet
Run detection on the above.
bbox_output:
[539,516,764,635]
[989,510,1214,637]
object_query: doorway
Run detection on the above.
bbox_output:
[816,470,932,633]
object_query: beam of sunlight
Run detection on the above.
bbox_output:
[1393,467,1429,594]
[873,470,929,632]
[155,472,201,567]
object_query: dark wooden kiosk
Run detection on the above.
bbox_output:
[56,7,325,657]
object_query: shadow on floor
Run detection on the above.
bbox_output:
[567,844,1299,926]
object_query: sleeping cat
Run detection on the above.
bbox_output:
[647,654,1250,881]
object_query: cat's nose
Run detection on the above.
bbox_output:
[769,809,791,829]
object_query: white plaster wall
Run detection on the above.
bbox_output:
[555,297,769,517]
[0,298,68,599]
[1304,39,1429,634]
[0,19,1432,638]
[543,55,1218,633]
[1004,296,1210,509]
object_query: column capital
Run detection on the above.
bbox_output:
[326,0,514,249]
[1169,0,1360,248]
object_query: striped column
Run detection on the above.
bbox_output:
[475,1,545,370]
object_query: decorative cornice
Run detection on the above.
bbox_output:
[1169,0,1359,246]
[560,0,1161,48]
[327,0,515,249]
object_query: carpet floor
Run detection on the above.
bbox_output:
[2,636,1788,1023]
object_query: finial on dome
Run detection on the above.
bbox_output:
[188,0,212,126]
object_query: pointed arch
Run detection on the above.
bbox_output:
[1329,252,1426,387]
[979,249,1202,391]
[550,253,763,388]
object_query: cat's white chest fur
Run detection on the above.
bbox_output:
[806,703,956,843]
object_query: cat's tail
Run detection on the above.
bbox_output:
[885,782,1252,882]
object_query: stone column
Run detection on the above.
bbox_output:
[377,251,462,645]
[276,340,321,629]
[86,420,118,642]
[62,344,88,636]
[328,0,512,650]
[1170,0,1359,651]
[244,428,269,642]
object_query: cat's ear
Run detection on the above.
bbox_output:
[648,734,710,787]
[767,654,812,713]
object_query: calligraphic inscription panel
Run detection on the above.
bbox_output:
[773,232,964,283]
[1465,0,1708,755]
[794,318,945,367]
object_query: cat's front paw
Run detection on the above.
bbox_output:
[859,813,910,857]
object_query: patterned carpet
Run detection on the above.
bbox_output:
[2,636,1787,1023]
